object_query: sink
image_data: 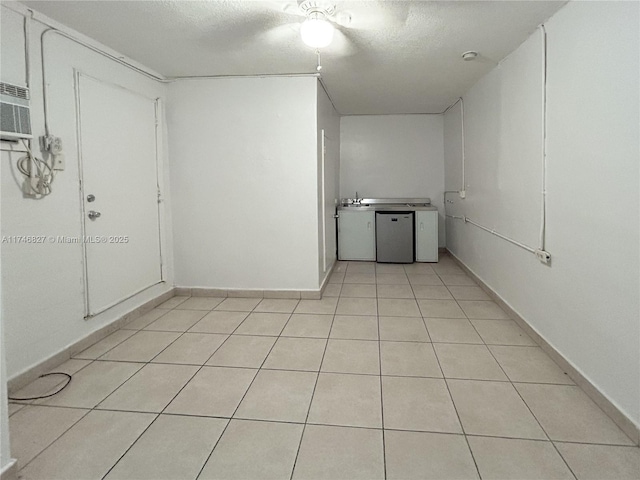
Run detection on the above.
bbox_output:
[338,198,435,213]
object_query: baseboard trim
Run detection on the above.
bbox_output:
[176,273,338,301]
[7,289,175,393]
[317,260,337,300]
[0,459,17,480]
[177,261,338,301]
[177,287,316,300]
[446,249,640,445]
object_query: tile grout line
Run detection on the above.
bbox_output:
[99,305,213,365]
[94,310,213,410]
[451,277,637,447]
[15,301,185,400]
[288,310,336,480]
[376,305,388,480]
[98,298,231,479]
[11,405,93,474]
[159,297,267,370]
[442,254,574,432]
[13,272,636,477]
[431,260,484,478]
[485,340,580,479]
[106,315,245,480]
[44,359,585,385]
[193,299,299,480]
[11,359,98,408]
[457,296,580,480]
[13,400,640,449]
[15,357,147,475]
[50,296,256,479]
[100,414,163,479]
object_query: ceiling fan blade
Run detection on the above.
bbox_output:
[324,28,358,57]
[336,1,410,31]
[256,22,301,46]
[197,5,298,52]
[280,1,306,18]
[254,0,305,18]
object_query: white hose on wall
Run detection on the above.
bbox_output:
[539,24,548,252]
[447,25,550,261]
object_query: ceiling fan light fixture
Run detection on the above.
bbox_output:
[300,13,334,48]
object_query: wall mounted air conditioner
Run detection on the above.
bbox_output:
[0,82,32,140]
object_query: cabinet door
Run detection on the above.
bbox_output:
[338,210,376,261]
[416,210,438,262]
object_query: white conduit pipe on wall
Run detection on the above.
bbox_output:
[23,12,31,88]
[460,96,465,192]
[446,25,549,260]
[0,3,321,136]
[464,218,537,254]
[442,96,466,194]
[36,24,321,136]
[39,27,165,135]
[539,24,548,252]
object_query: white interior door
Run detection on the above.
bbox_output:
[77,73,162,316]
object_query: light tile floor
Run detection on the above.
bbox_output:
[8,256,640,479]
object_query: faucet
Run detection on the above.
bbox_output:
[354,191,361,205]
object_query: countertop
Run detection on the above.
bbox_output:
[337,204,438,212]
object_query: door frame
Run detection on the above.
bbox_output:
[73,70,165,318]
[321,130,327,274]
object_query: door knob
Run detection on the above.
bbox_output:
[87,194,95,202]
[88,210,101,220]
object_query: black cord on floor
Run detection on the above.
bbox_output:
[8,372,72,401]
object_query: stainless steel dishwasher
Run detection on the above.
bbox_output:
[375,212,414,263]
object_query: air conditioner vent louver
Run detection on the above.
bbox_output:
[1,82,32,140]
[0,82,29,100]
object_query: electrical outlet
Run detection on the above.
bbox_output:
[459,190,466,199]
[535,249,551,264]
[40,135,63,155]
[53,153,65,171]
[50,137,63,155]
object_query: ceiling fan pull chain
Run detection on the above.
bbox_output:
[316,49,323,72]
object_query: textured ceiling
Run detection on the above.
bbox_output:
[22,0,567,114]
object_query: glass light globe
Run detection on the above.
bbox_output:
[300,17,334,48]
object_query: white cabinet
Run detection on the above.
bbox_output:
[338,210,376,261]
[415,210,438,262]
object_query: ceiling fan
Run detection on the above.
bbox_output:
[271,0,408,52]
[208,1,409,70]
[285,0,352,49]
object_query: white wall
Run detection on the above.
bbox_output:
[168,76,321,291]
[1,145,14,479]
[444,1,639,428]
[317,82,340,284]
[340,115,445,246]
[0,9,14,468]
[0,326,11,477]
[0,4,173,379]
[465,32,543,245]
